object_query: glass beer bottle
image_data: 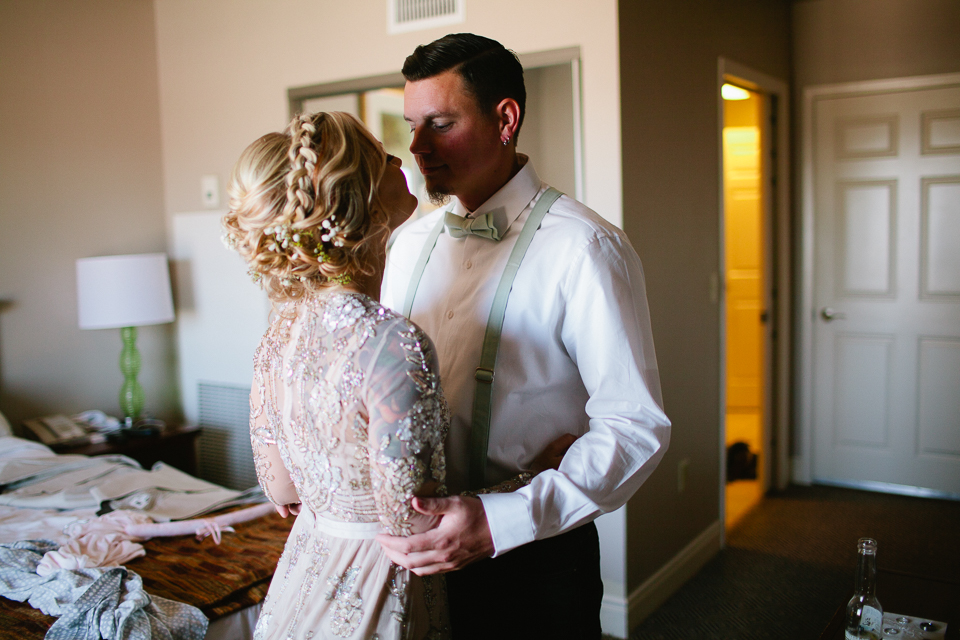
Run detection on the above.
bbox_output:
[844,537,883,640]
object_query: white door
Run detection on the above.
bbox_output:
[812,82,960,495]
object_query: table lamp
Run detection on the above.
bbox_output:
[76,253,175,423]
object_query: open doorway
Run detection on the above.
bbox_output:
[722,82,767,529]
[717,59,791,534]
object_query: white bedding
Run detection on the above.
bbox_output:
[0,436,259,521]
[0,436,94,545]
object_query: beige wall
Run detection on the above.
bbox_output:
[794,0,960,88]
[617,0,792,593]
[0,1,176,427]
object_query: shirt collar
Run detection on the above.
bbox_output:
[450,155,542,236]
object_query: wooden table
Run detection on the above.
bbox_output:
[44,424,202,475]
[819,568,958,639]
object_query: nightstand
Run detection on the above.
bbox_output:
[43,424,202,476]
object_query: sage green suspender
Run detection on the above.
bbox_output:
[402,187,564,489]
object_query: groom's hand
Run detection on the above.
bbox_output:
[376,495,493,576]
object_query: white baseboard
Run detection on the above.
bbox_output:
[599,590,630,638]
[599,520,722,638]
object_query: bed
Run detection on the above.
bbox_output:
[0,413,292,640]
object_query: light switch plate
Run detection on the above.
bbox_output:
[201,175,220,209]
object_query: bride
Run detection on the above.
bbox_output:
[224,112,570,639]
[225,111,447,639]
[223,113,573,640]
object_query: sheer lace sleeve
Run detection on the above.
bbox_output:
[363,320,448,536]
[250,358,298,507]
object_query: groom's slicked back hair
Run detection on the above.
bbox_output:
[403,33,526,136]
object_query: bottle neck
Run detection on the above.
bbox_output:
[855,549,878,597]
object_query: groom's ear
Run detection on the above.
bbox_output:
[494,98,521,142]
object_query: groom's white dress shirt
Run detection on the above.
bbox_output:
[382,158,671,556]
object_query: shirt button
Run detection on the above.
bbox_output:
[465,260,472,269]
[447,310,454,319]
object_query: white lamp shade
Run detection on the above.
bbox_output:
[77,253,175,330]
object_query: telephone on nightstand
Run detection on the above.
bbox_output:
[23,415,101,445]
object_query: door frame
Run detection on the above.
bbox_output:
[716,58,791,528]
[795,72,960,485]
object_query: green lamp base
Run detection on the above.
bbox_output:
[119,326,144,421]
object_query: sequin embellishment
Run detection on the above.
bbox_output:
[325,566,364,637]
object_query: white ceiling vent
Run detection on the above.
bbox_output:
[388,0,465,34]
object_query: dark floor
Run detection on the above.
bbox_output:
[622,484,960,639]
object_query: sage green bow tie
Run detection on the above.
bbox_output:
[444,210,502,241]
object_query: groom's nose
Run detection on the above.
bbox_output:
[409,125,432,158]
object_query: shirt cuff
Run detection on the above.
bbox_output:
[477,491,535,557]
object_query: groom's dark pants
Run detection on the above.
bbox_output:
[445,521,603,639]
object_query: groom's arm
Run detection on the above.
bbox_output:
[478,233,670,556]
[379,233,670,572]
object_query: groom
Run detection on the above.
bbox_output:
[379,33,671,639]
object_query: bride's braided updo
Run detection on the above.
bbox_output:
[223,112,389,303]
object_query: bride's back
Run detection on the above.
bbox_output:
[252,291,447,534]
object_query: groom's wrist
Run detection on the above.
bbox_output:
[477,491,534,557]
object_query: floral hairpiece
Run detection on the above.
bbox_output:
[263,214,343,260]
[222,214,352,289]
[319,217,345,247]
[221,229,239,251]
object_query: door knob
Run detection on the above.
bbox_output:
[821,307,847,321]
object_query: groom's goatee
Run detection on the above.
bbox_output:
[428,190,451,207]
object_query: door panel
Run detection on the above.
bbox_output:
[918,338,960,456]
[922,178,960,297]
[837,180,897,295]
[812,84,960,495]
[922,109,960,154]
[833,333,892,447]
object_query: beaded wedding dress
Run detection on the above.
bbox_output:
[249,292,450,640]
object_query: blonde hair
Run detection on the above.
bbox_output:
[223,112,389,303]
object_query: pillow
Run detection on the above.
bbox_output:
[0,410,11,437]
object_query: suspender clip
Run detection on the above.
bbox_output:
[475,368,494,383]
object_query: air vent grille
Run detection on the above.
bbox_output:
[197,381,258,491]
[388,0,464,34]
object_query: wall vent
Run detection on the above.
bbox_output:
[388,0,464,34]
[197,381,258,491]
